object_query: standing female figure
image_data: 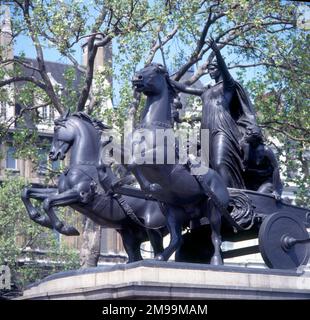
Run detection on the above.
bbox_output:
[172,38,257,188]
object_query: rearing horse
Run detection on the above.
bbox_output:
[116,63,230,265]
[21,111,166,262]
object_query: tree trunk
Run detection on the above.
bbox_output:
[79,218,101,268]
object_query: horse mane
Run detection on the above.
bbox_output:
[71,112,111,131]
[148,63,178,104]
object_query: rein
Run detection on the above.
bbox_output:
[67,162,148,229]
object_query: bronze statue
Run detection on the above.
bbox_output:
[112,63,231,265]
[110,61,309,269]
[20,40,310,270]
[240,125,283,199]
[21,112,167,262]
[171,38,257,189]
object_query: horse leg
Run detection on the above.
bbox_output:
[21,187,57,228]
[42,190,80,236]
[206,204,223,265]
[146,229,164,257]
[155,205,184,261]
[199,169,228,265]
[117,228,143,263]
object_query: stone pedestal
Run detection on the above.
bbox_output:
[19,261,310,300]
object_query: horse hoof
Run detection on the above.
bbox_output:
[210,255,223,266]
[155,254,166,261]
[126,258,142,264]
[29,209,40,220]
[59,225,80,236]
[36,216,53,229]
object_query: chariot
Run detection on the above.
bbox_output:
[178,188,310,270]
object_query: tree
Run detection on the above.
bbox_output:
[0,175,79,297]
[0,0,309,268]
[242,31,310,206]
[0,1,302,116]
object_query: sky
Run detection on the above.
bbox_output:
[15,35,83,65]
[5,1,310,104]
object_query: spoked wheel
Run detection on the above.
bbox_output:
[259,212,310,269]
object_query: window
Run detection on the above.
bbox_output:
[6,146,17,170]
[41,105,55,123]
[42,106,48,120]
[37,148,48,175]
[49,107,55,122]
[37,147,60,174]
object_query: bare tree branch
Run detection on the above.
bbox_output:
[64,52,87,74]
[0,76,46,90]
[21,0,64,114]
[0,58,40,72]
[145,25,178,65]
[261,120,310,133]
[260,124,310,143]
[228,62,281,69]
[76,7,108,111]
[183,17,296,85]
[0,100,51,138]
[173,5,226,81]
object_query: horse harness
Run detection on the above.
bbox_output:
[64,162,149,228]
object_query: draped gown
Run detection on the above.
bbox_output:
[201,79,245,189]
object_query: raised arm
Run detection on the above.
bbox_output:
[206,38,234,88]
[170,79,204,96]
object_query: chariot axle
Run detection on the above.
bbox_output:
[281,234,310,251]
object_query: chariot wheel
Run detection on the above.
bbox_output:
[259,212,310,269]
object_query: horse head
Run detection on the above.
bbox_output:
[49,110,74,161]
[49,111,110,162]
[132,63,171,96]
[132,63,177,128]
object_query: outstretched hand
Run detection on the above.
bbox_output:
[206,37,219,52]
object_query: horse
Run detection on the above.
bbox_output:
[109,63,230,265]
[21,111,166,263]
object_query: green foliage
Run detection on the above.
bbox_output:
[239,31,309,206]
[61,66,85,111]
[0,176,79,290]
